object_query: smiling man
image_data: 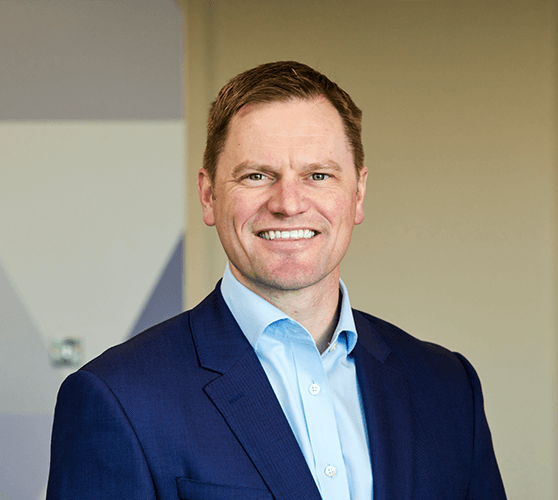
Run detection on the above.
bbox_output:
[198,94,367,353]
[47,61,507,500]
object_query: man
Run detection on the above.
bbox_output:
[47,61,506,499]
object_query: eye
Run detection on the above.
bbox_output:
[246,173,266,181]
[310,173,329,181]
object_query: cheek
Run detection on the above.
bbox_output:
[328,195,356,222]
[218,195,260,234]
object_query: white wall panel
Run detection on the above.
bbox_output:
[0,121,184,364]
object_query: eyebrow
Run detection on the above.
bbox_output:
[231,161,264,178]
[304,162,343,173]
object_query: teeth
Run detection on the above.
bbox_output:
[259,230,316,240]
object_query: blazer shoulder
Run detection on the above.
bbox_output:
[83,309,194,378]
[352,308,472,387]
[77,284,245,393]
[82,285,227,378]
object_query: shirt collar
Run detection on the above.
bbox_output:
[221,262,358,353]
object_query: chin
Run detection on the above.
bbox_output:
[254,267,332,293]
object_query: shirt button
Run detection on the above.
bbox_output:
[330,342,338,351]
[325,465,337,477]
[308,383,320,395]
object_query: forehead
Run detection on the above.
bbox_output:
[233,96,343,131]
[218,97,352,171]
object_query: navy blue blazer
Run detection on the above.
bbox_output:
[47,283,506,499]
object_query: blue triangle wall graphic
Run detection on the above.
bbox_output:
[127,233,184,339]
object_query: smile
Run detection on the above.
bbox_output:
[258,229,316,240]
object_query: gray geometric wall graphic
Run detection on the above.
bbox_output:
[1,413,54,500]
[0,258,63,500]
[1,2,185,497]
[127,234,184,339]
[0,0,183,121]
[0,235,185,500]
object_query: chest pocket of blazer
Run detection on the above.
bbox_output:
[176,478,273,500]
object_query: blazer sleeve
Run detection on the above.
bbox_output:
[46,370,156,500]
[455,353,507,500]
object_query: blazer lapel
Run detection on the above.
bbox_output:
[190,285,322,500]
[353,311,414,500]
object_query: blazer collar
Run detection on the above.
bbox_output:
[189,281,252,374]
[189,283,322,500]
[353,310,414,500]
[190,285,415,500]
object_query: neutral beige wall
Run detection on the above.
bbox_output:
[183,1,557,498]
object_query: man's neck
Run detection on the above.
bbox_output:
[232,268,341,353]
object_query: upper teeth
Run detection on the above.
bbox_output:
[259,229,316,240]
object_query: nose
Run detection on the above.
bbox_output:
[267,177,309,217]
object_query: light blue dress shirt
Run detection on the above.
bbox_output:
[221,264,373,500]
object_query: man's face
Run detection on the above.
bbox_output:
[198,97,367,296]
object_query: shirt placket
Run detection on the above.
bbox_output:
[288,325,351,500]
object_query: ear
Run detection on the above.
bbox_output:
[198,168,216,227]
[354,166,368,225]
